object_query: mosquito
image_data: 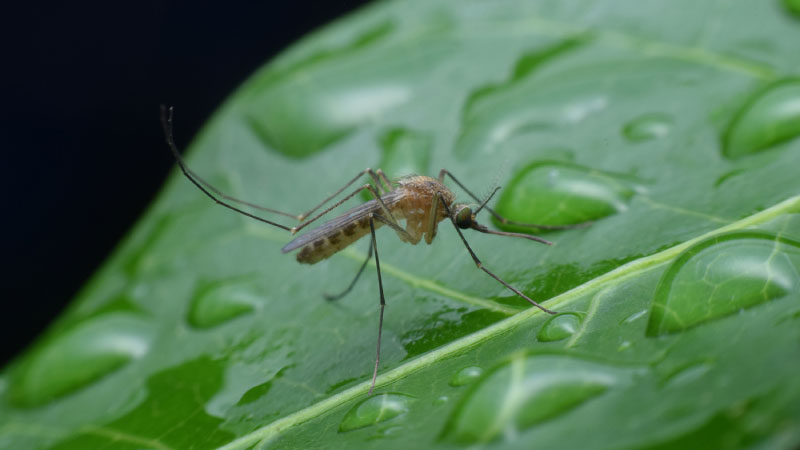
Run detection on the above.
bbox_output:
[161,106,577,394]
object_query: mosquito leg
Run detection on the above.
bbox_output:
[438,169,592,230]
[292,183,400,235]
[323,239,374,301]
[375,169,393,192]
[297,168,391,221]
[425,195,439,244]
[368,214,386,395]
[165,106,405,236]
[165,106,396,223]
[372,213,414,243]
[439,194,558,315]
[161,106,294,231]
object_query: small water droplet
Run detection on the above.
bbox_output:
[622,113,673,142]
[188,279,260,329]
[662,362,713,388]
[713,169,746,187]
[122,214,176,276]
[236,380,273,406]
[339,393,414,432]
[9,313,155,406]
[442,354,639,444]
[621,309,648,324]
[538,312,583,342]
[647,232,800,336]
[449,366,483,387]
[617,341,632,352]
[377,425,404,437]
[434,395,449,405]
[494,161,638,229]
[722,79,800,159]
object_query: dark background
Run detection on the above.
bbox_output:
[1,1,370,365]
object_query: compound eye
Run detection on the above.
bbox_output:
[455,207,473,229]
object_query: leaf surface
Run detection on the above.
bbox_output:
[3,1,800,449]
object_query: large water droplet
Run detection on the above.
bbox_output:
[187,278,261,329]
[361,128,433,201]
[622,113,673,142]
[9,313,155,406]
[442,354,638,444]
[243,35,448,158]
[449,366,483,387]
[537,313,583,342]
[402,309,507,360]
[647,232,800,336]
[494,161,638,229]
[339,393,414,432]
[49,356,234,449]
[722,79,800,159]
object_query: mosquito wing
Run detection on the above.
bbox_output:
[281,190,404,254]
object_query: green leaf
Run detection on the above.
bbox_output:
[3,1,800,449]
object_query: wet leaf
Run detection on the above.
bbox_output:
[3,1,800,449]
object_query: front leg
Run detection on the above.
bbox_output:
[438,194,557,315]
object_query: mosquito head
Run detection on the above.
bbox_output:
[453,204,476,229]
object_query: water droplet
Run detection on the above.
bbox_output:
[722,79,800,159]
[50,356,235,448]
[647,232,800,336]
[537,312,583,342]
[617,341,632,352]
[621,309,648,324]
[377,128,432,178]
[782,0,800,18]
[188,279,260,329]
[434,395,449,405]
[360,128,433,201]
[9,313,155,406]
[449,367,483,387]
[244,35,448,158]
[442,354,640,444]
[622,113,672,142]
[713,169,746,187]
[122,214,176,276]
[662,362,713,388]
[458,39,588,153]
[494,161,638,229]
[402,309,507,360]
[339,393,414,432]
[236,380,273,406]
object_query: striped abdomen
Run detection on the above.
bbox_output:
[281,193,399,265]
[295,217,378,264]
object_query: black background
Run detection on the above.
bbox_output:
[2,1,370,365]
